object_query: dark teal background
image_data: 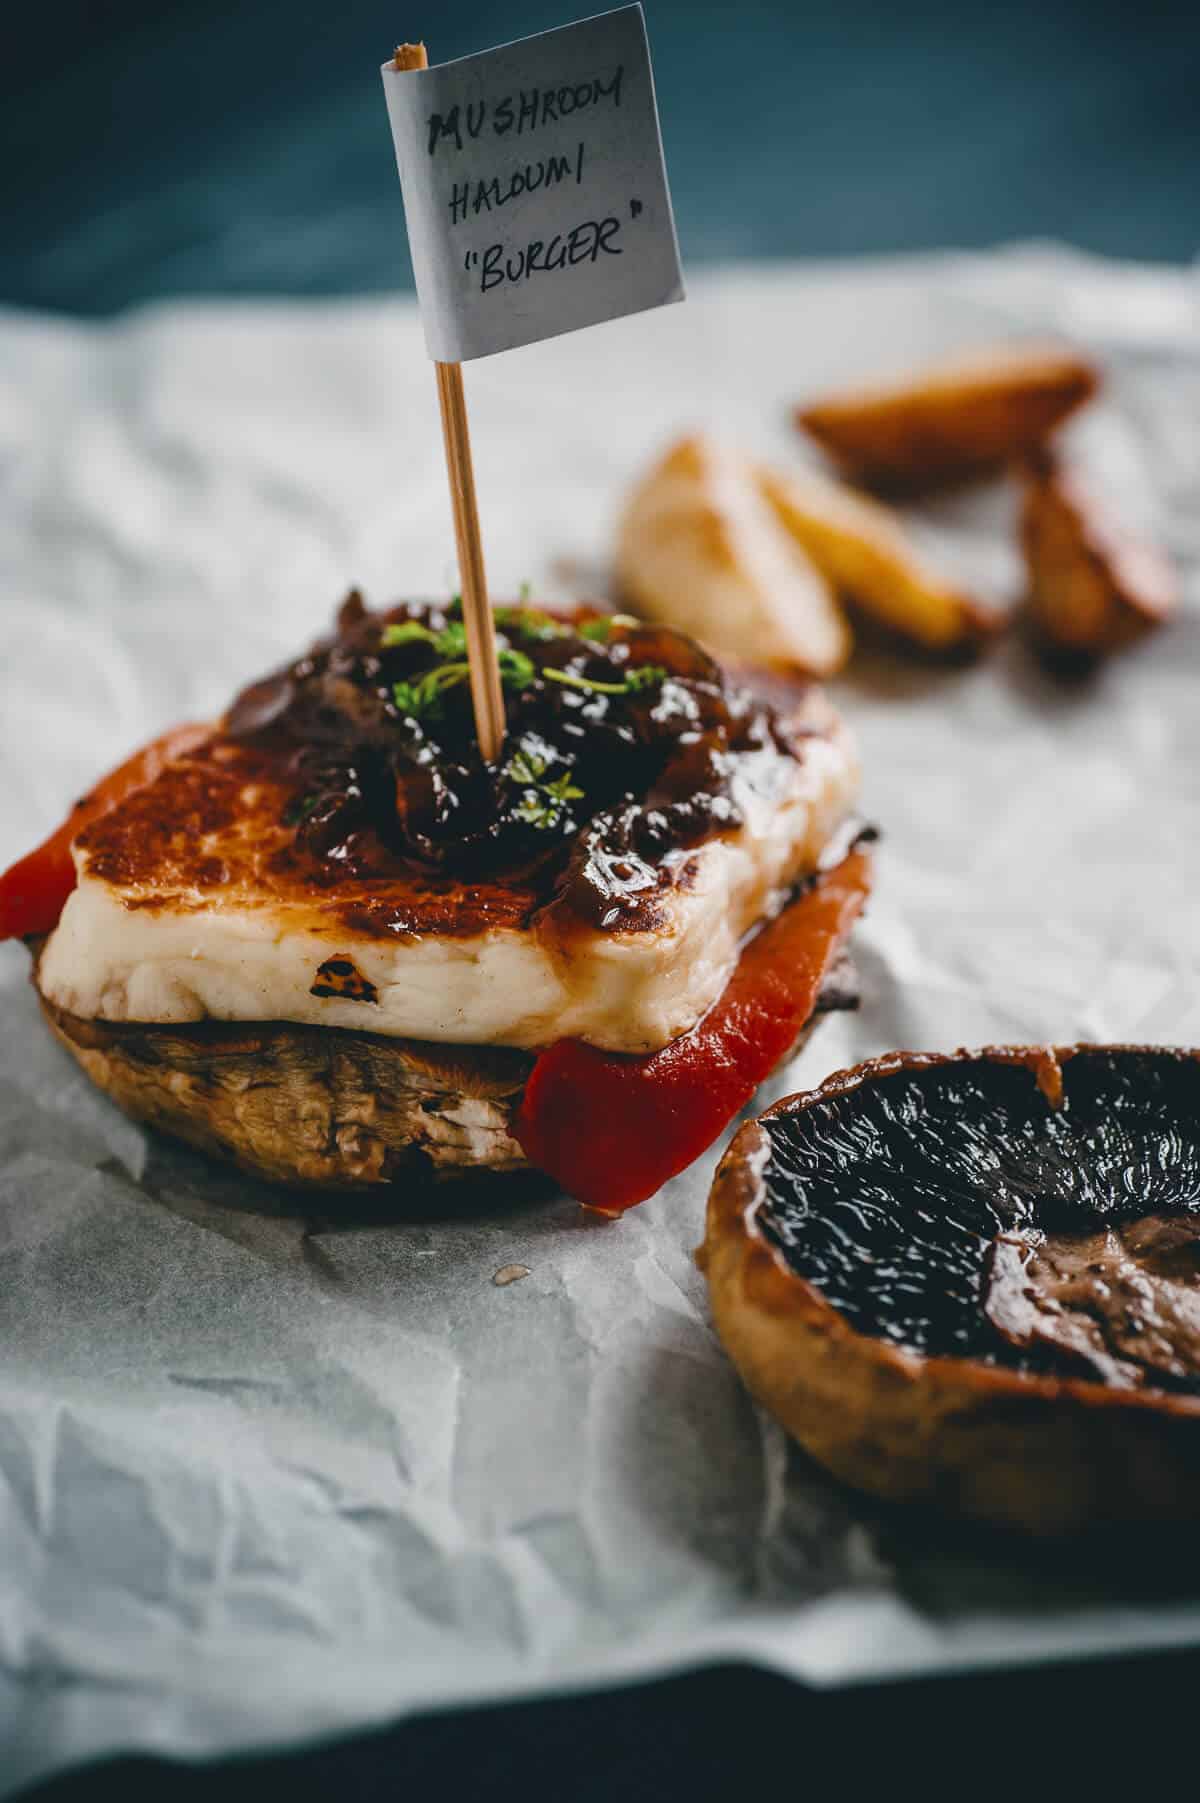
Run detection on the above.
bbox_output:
[4,0,1198,314]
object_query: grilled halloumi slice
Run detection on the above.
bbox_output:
[39,690,858,1057]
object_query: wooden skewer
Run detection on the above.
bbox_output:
[394,41,507,764]
[433,361,506,763]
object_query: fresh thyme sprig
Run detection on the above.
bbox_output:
[391,660,470,719]
[492,605,568,642]
[382,619,468,658]
[391,647,537,722]
[491,607,640,645]
[385,601,665,723]
[497,647,536,687]
[507,741,584,830]
[542,662,667,697]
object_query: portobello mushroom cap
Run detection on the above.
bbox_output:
[35,951,858,1193]
[39,987,533,1188]
[700,1045,1200,1537]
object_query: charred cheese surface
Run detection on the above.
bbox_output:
[39,600,858,1054]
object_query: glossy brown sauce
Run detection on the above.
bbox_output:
[78,594,819,942]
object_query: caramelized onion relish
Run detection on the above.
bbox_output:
[225,593,812,928]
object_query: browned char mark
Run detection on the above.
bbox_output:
[310,955,379,1004]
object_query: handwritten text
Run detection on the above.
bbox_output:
[468,216,623,294]
[449,143,585,225]
[427,67,623,157]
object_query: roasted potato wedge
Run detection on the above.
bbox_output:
[1020,454,1177,657]
[795,342,1100,491]
[757,465,994,651]
[615,434,851,676]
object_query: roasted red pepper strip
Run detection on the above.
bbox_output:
[515,846,872,1214]
[0,724,207,942]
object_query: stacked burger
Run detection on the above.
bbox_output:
[2,592,868,1213]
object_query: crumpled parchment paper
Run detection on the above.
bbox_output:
[1,245,1199,1795]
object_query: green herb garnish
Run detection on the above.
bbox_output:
[386,610,664,723]
[542,662,667,698]
[578,613,638,643]
[507,744,544,784]
[382,620,434,649]
[493,605,569,643]
[507,741,585,830]
[391,645,536,721]
[283,791,323,827]
[497,647,536,689]
[382,619,468,658]
[624,662,668,692]
[392,661,471,720]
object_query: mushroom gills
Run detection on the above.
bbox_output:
[757,1048,1200,1391]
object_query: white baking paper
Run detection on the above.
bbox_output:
[381,5,683,361]
[1,245,1199,1795]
